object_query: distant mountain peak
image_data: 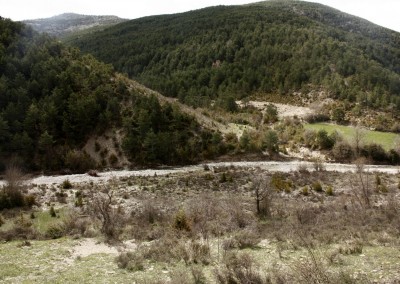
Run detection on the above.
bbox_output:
[23,13,127,38]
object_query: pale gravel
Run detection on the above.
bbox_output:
[1,161,399,187]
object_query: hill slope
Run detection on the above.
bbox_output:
[0,17,226,172]
[68,0,400,110]
[23,13,127,38]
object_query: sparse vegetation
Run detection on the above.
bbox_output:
[2,2,400,283]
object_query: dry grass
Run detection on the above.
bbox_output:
[1,167,400,282]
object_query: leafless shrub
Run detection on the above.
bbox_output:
[0,164,27,209]
[338,240,363,255]
[312,159,325,172]
[191,266,207,284]
[349,158,371,209]
[0,214,38,241]
[252,175,274,217]
[86,181,126,241]
[116,251,145,271]
[297,163,309,173]
[214,252,267,284]
[62,211,91,237]
[296,206,321,225]
[290,238,332,284]
[187,239,211,265]
[233,229,261,249]
[169,268,192,284]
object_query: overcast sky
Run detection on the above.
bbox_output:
[1,0,399,32]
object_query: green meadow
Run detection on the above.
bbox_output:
[304,123,400,151]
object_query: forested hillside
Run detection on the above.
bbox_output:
[24,13,127,38]
[69,0,400,109]
[0,17,224,172]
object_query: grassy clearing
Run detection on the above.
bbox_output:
[304,123,400,150]
[1,238,399,283]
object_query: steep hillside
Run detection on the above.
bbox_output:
[23,13,127,38]
[69,0,400,111]
[0,17,227,172]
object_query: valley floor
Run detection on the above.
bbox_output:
[1,165,400,283]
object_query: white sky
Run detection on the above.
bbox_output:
[0,0,399,32]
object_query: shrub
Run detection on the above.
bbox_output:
[214,252,266,284]
[332,141,353,161]
[62,213,90,236]
[108,153,118,166]
[0,223,38,241]
[24,194,36,207]
[262,129,279,153]
[377,184,388,193]
[316,129,334,150]
[49,206,57,217]
[311,181,323,192]
[61,179,72,189]
[271,173,291,192]
[0,187,25,210]
[189,241,211,265]
[338,241,363,255]
[94,141,101,152]
[46,225,65,239]
[301,186,309,196]
[116,251,145,271]
[325,186,334,196]
[174,209,191,232]
[65,150,97,173]
[304,113,330,123]
[191,266,207,284]
[360,143,388,162]
[233,230,261,249]
[0,215,4,227]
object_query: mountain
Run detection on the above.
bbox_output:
[0,17,226,172]
[68,0,400,110]
[23,13,127,38]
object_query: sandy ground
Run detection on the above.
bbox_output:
[237,100,313,118]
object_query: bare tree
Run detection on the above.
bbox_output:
[349,158,371,209]
[353,126,366,158]
[87,180,125,241]
[252,175,273,218]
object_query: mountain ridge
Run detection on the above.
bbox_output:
[23,13,128,38]
[67,0,400,111]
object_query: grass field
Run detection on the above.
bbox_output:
[304,123,400,151]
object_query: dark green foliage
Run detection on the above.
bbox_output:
[0,187,25,210]
[64,150,96,173]
[262,130,279,153]
[0,17,124,171]
[331,107,347,124]
[173,209,191,232]
[49,206,57,218]
[360,143,388,162]
[122,94,226,165]
[70,2,400,110]
[45,225,65,239]
[264,104,278,124]
[61,179,72,189]
[332,141,353,161]
[316,130,335,150]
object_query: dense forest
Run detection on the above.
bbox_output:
[69,0,400,110]
[0,17,223,172]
